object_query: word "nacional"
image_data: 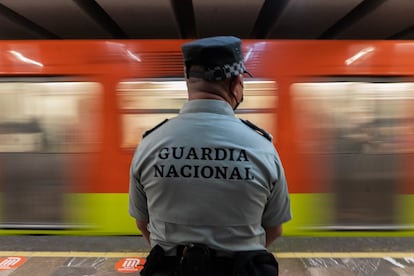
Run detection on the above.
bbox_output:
[154,146,254,180]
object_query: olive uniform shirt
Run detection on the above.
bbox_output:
[129,99,291,254]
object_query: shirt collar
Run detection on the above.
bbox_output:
[179,99,235,116]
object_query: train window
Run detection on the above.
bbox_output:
[292,79,414,229]
[117,79,278,149]
[0,80,102,153]
[292,81,414,154]
[118,80,187,148]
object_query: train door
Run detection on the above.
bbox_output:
[0,79,101,230]
[292,79,414,230]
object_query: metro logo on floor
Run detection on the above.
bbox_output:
[115,257,146,273]
[0,256,26,270]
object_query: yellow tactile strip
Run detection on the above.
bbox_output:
[1,251,413,258]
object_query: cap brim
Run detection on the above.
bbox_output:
[244,69,253,78]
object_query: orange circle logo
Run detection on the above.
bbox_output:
[115,257,146,273]
[0,256,26,270]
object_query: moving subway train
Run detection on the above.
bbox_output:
[0,40,413,236]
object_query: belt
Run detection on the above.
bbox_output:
[165,243,234,258]
[171,243,234,258]
[161,245,234,274]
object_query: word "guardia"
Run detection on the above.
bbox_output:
[153,146,254,180]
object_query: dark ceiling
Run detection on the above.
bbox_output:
[0,0,414,40]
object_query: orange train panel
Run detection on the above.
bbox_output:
[0,40,414,194]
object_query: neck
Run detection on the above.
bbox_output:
[187,79,232,104]
[188,90,228,102]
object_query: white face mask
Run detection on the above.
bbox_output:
[233,95,243,111]
[232,80,244,110]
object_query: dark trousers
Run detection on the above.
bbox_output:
[147,256,234,276]
[141,244,278,276]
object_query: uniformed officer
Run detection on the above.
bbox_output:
[129,36,292,276]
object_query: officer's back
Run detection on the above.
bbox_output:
[128,36,292,276]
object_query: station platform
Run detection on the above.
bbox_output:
[0,236,413,275]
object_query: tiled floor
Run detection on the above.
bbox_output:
[0,236,413,275]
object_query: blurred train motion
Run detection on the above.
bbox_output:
[0,40,413,236]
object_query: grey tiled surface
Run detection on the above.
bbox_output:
[0,236,413,275]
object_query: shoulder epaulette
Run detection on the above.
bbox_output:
[240,119,272,142]
[142,119,169,138]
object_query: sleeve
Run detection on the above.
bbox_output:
[261,154,292,228]
[128,151,149,222]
